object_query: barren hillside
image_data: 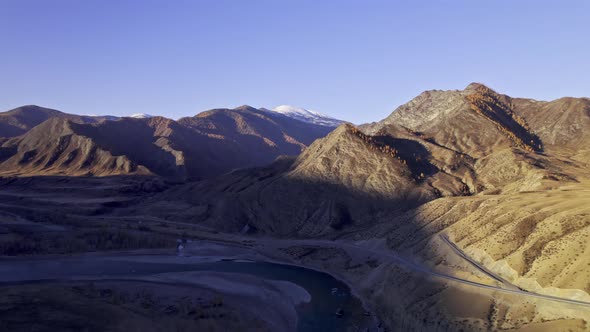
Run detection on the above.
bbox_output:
[0,106,335,179]
[0,105,114,137]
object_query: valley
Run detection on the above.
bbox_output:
[0,84,589,331]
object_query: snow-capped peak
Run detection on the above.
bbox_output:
[266,105,343,127]
[128,113,153,119]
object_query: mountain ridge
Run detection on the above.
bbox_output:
[264,105,344,127]
[151,82,589,235]
[0,105,115,138]
[0,105,335,179]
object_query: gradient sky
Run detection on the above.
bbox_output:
[1,1,588,124]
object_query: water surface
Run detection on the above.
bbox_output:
[0,255,372,331]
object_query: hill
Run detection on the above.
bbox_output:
[0,106,335,179]
[0,105,115,138]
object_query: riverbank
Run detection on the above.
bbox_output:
[0,279,277,332]
[0,243,374,331]
[4,234,588,331]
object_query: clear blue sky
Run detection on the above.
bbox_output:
[1,1,588,124]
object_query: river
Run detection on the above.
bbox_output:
[0,254,374,331]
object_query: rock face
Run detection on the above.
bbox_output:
[0,105,335,178]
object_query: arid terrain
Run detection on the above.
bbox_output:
[1,84,589,331]
[0,105,335,179]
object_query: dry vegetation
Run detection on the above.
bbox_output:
[0,227,175,256]
[0,281,269,332]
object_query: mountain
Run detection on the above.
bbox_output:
[0,105,334,178]
[363,83,543,154]
[89,115,120,121]
[175,105,335,177]
[161,83,589,233]
[154,123,467,235]
[0,118,150,176]
[142,84,590,323]
[128,113,153,119]
[0,105,114,138]
[366,82,589,157]
[261,105,344,127]
[3,84,590,331]
[510,95,590,161]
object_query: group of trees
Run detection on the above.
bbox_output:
[349,126,407,164]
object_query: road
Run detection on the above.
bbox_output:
[438,234,521,291]
[2,231,589,309]
[226,236,590,308]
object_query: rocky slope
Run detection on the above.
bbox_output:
[511,96,590,161]
[364,83,542,154]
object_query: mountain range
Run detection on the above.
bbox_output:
[2,83,590,331]
[119,83,589,331]
[0,105,342,179]
[157,83,587,231]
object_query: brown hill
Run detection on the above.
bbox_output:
[0,106,335,179]
[0,118,150,176]
[176,105,335,177]
[0,105,113,138]
[511,96,590,161]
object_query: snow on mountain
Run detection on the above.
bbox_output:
[128,113,153,119]
[264,105,343,127]
[88,115,119,121]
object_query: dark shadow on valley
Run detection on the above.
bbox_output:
[0,171,487,331]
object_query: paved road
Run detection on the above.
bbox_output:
[240,237,590,308]
[438,234,521,291]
